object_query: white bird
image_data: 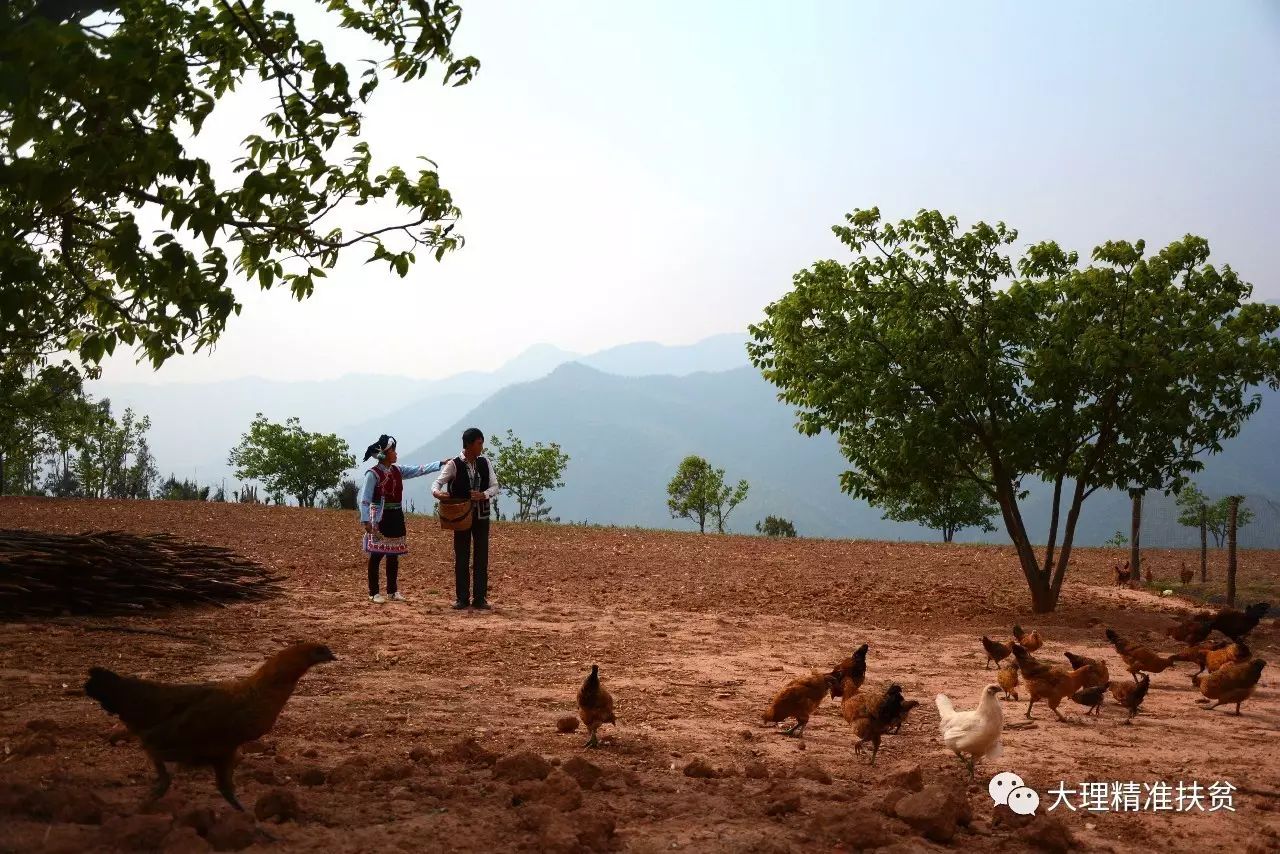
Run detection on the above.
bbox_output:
[936,684,1004,777]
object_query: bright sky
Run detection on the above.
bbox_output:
[98,0,1280,384]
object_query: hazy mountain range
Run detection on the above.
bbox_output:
[89,332,1280,546]
[88,334,753,494]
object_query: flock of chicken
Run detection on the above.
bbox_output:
[78,600,1268,810]
[758,603,1271,778]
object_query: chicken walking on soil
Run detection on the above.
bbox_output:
[1109,674,1150,723]
[936,684,1003,778]
[1012,643,1093,722]
[578,664,616,748]
[1194,659,1267,715]
[84,642,336,810]
[1063,651,1110,690]
[981,635,1012,669]
[764,672,834,737]
[1070,684,1106,716]
[1173,640,1249,681]
[842,680,906,765]
[1105,628,1179,681]
[997,661,1020,700]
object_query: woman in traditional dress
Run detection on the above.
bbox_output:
[359,435,446,604]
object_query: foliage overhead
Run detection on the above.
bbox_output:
[749,206,1280,611]
[1,0,477,375]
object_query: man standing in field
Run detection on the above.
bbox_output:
[433,427,500,610]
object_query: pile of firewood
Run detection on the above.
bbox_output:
[0,529,281,617]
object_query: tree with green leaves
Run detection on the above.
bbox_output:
[487,429,569,522]
[667,455,749,534]
[227,413,353,507]
[1,1,477,385]
[876,477,998,543]
[1175,483,1254,548]
[0,362,95,495]
[73,401,157,499]
[756,515,797,537]
[749,207,1280,612]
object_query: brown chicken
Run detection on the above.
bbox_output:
[1176,640,1250,678]
[1113,561,1131,587]
[997,661,1020,700]
[1179,561,1194,585]
[1105,628,1178,681]
[981,635,1012,669]
[84,642,336,810]
[1171,639,1233,679]
[1012,643,1092,722]
[829,643,869,699]
[1109,674,1150,722]
[1210,603,1270,641]
[1063,651,1110,690]
[764,672,834,736]
[577,664,616,748]
[841,681,906,765]
[1011,625,1042,653]
[1194,659,1267,715]
[1070,684,1106,716]
[1144,564,1153,584]
[1166,611,1216,645]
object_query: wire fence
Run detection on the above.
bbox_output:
[1123,489,1280,607]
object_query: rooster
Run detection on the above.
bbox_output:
[829,643,869,699]
[85,642,336,810]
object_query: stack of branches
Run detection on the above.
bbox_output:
[0,529,281,617]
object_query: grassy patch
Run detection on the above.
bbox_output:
[1140,578,1279,608]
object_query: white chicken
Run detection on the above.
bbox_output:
[936,683,1004,777]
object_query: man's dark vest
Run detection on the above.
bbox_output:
[449,456,491,510]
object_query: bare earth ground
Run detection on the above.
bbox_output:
[1,497,1278,853]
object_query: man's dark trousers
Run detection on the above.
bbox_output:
[454,518,489,605]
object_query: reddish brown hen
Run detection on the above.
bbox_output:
[85,642,336,810]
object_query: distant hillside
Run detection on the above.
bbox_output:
[88,334,751,490]
[400,364,1280,547]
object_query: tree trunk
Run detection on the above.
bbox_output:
[943,526,954,543]
[1199,504,1208,582]
[1226,496,1239,608]
[1129,490,1142,585]
[994,487,1056,613]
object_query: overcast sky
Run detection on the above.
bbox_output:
[97,0,1280,384]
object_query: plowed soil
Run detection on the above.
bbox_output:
[1,497,1278,853]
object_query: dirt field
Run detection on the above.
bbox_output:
[2,497,1278,853]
